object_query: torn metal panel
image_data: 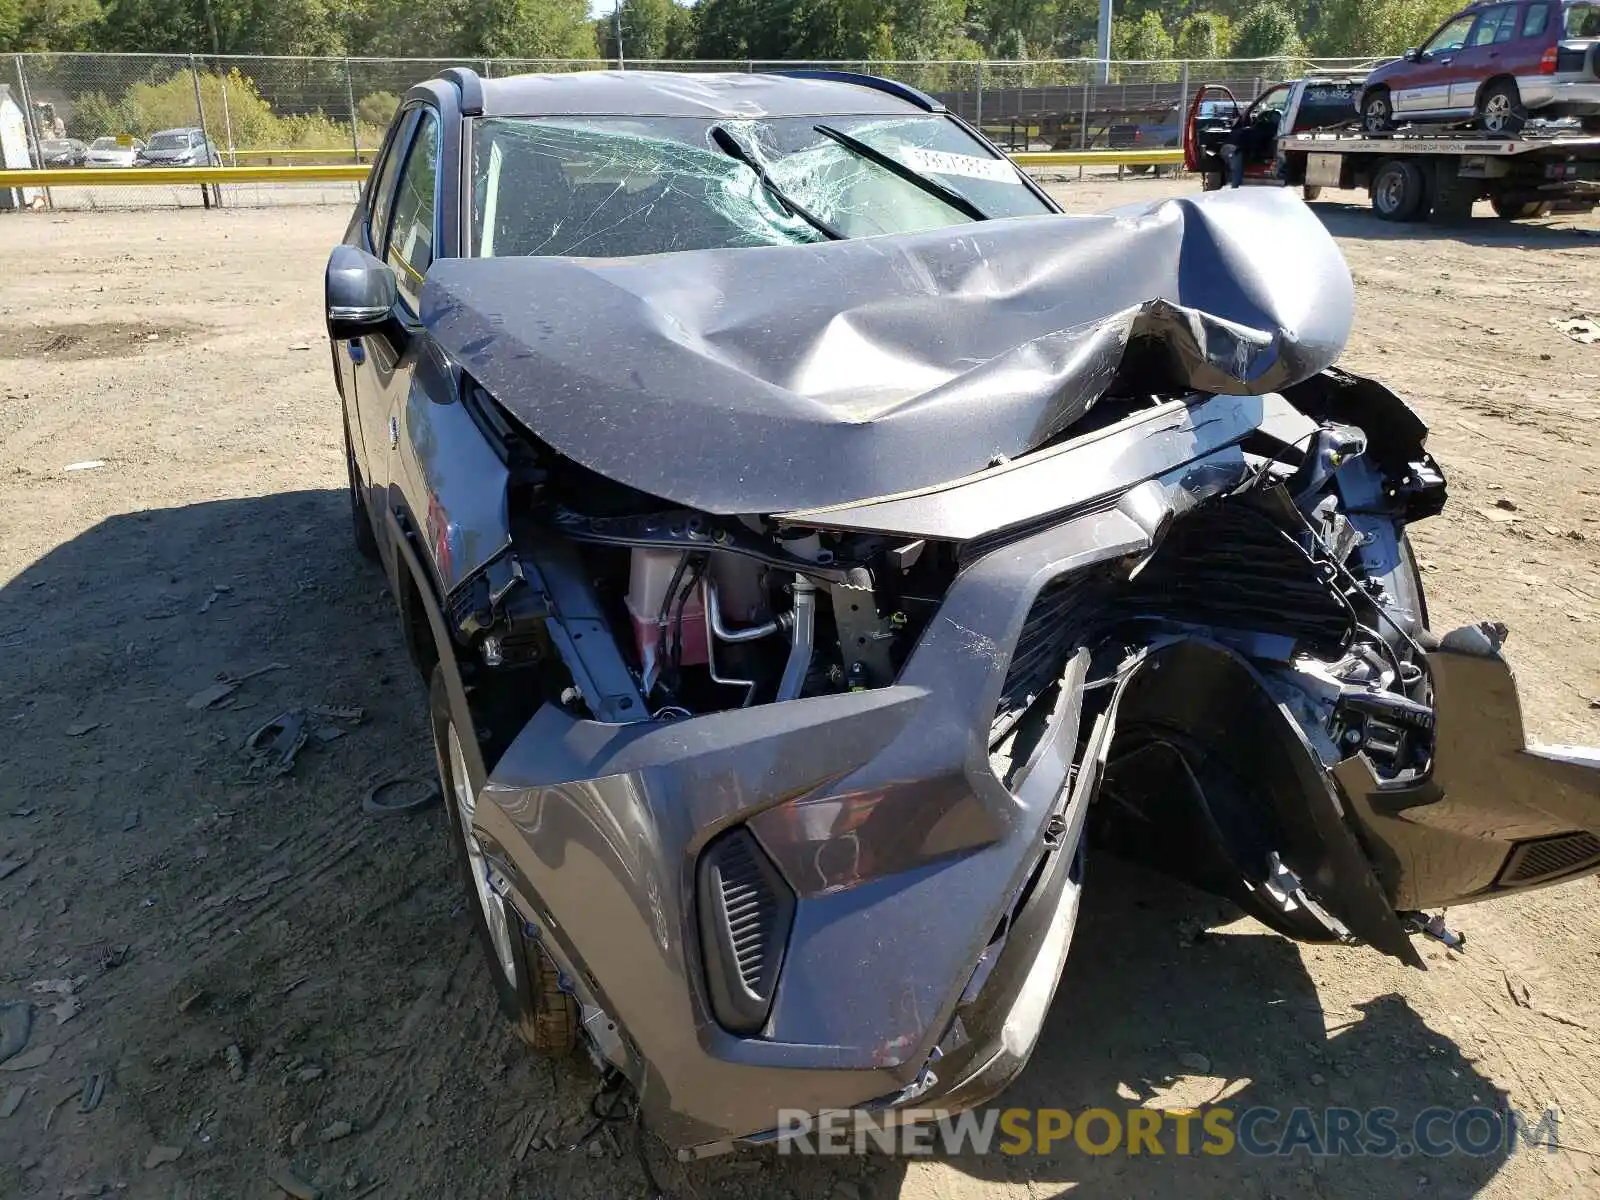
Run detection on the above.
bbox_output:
[422,187,1353,514]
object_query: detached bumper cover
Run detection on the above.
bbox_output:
[1335,623,1600,912]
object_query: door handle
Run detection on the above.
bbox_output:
[346,339,366,365]
[1439,56,1453,64]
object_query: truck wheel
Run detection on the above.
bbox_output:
[1127,163,1153,175]
[1430,163,1477,223]
[1201,171,1224,192]
[1477,81,1526,135]
[1372,159,1427,221]
[1362,88,1394,133]
[1303,185,1323,201]
[1491,195,1551,220]
[430,666,579,1056]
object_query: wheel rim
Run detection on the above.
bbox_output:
[1376,169,1405,213]
[1484,94,1511,132]
[1367,97,1389,127]
[446,722,518,985]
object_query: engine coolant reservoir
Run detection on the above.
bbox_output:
[625,549,708,680]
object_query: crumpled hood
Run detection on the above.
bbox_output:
[421,187,1353,514]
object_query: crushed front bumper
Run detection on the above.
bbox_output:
[469,470,1202,1149]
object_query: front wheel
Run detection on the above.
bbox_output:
[1201,170,1224,192]
[1478,81,1526,135]
[430,667,578,1055]
[1303,185,1323,201]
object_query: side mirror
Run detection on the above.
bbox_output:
[1403,47,1421,62]
[326,245,396,340]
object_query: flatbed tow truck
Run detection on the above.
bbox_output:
[1185,74,1600,221]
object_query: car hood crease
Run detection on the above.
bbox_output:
[421,187,1353,514]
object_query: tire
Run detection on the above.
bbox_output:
[1362,88,1394,133]
[1201,171,1224,192]
[1477,80,1526,135]
[1371,159,1427,222]
[1491,195,1551,220]
[344,419,380,562]
[430,667,578,1055]
[1127,163,1153,176]
[1303,185,1323,201]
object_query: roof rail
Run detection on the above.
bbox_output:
[440,66,484,116]
[776,69,944,113]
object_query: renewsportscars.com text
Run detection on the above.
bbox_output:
[775,1106,1561,1158]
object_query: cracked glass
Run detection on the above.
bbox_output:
[469,114,1054,259]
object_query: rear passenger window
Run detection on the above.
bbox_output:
[1523,2,1549,35]
[385,109,440,312]
[1470,5,1516,43]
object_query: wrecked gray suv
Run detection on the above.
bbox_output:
[324,67,1600,1155]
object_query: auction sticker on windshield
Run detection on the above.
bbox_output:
[900,146,1022,184]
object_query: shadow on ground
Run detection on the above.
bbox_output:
[0,490,1512,1200]
[1314,201,1600,249]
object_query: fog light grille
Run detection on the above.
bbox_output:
[1498,832,1600,887]
[697,827,794,1035]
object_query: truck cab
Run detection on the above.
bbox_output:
[1185,76,1366,195]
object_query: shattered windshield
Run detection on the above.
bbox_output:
[469,114,1053,258]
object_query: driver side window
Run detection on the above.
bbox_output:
[384,110,440,313]
[1426,14,1478,52]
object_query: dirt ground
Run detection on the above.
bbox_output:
[1,179,1598,1200]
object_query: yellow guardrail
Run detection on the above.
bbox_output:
[0,164,370,186]
[1012,148,1187,167]
[0,148,1184,191]
[227,148,378,162]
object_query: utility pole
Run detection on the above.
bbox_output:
[1096,0,1112,84]
[614,1,625,70]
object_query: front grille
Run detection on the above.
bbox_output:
[696,827,794,1035]
[1122,503,1351,654]
[986,499,1351,749]
[993,569,1113,742]
[1498,831,1600,886]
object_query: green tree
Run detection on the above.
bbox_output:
[0,0,23,48]
[891,0,964,58]
[16,0,103,49]
[596,0,682,60]
[1176,11,1232,58]
[1114,10,1174,59]
[1231,0,1302,56]
[457,0,595,58]
[1310,0,1457,56]
[663,0,695,55]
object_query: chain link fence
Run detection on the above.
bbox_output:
[1,52,1384,211]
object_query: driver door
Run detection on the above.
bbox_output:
[1396,13,1479,117]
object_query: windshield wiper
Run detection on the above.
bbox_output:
[709,125,844,241]
[812,124,990,222]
